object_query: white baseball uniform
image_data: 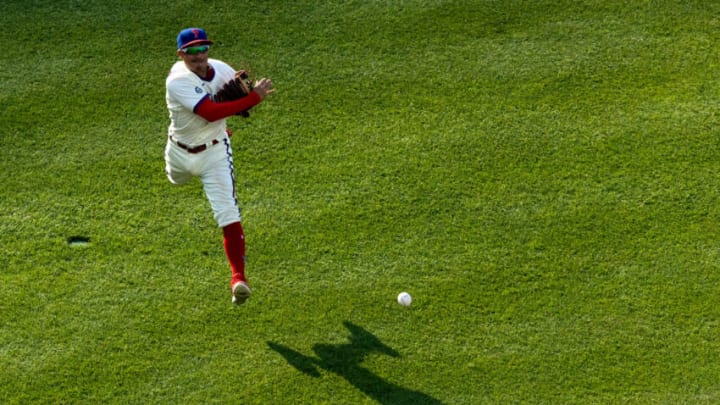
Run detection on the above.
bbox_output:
[165,58,241,228]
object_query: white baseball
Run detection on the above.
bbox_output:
[397,292,412,307]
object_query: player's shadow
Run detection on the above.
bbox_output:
[268,321,443,405]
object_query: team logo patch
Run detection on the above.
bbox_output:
[195,86,203,94]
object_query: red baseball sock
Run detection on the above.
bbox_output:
[223,222,247,286]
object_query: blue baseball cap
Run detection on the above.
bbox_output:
[177,28,214,49]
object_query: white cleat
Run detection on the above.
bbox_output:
[232,281,251,305]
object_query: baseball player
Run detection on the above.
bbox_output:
[164,27,274,305]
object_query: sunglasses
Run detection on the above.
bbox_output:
[181,45,210,55]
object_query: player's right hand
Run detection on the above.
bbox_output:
[254,78,275,99]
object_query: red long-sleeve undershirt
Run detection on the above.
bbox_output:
[193,92,262,122]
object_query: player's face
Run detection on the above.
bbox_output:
[178,45,210,76]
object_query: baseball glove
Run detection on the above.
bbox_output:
[213,70,254,117]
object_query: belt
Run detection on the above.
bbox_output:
[169,135,221,154]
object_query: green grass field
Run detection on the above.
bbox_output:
[3,0,720,403]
